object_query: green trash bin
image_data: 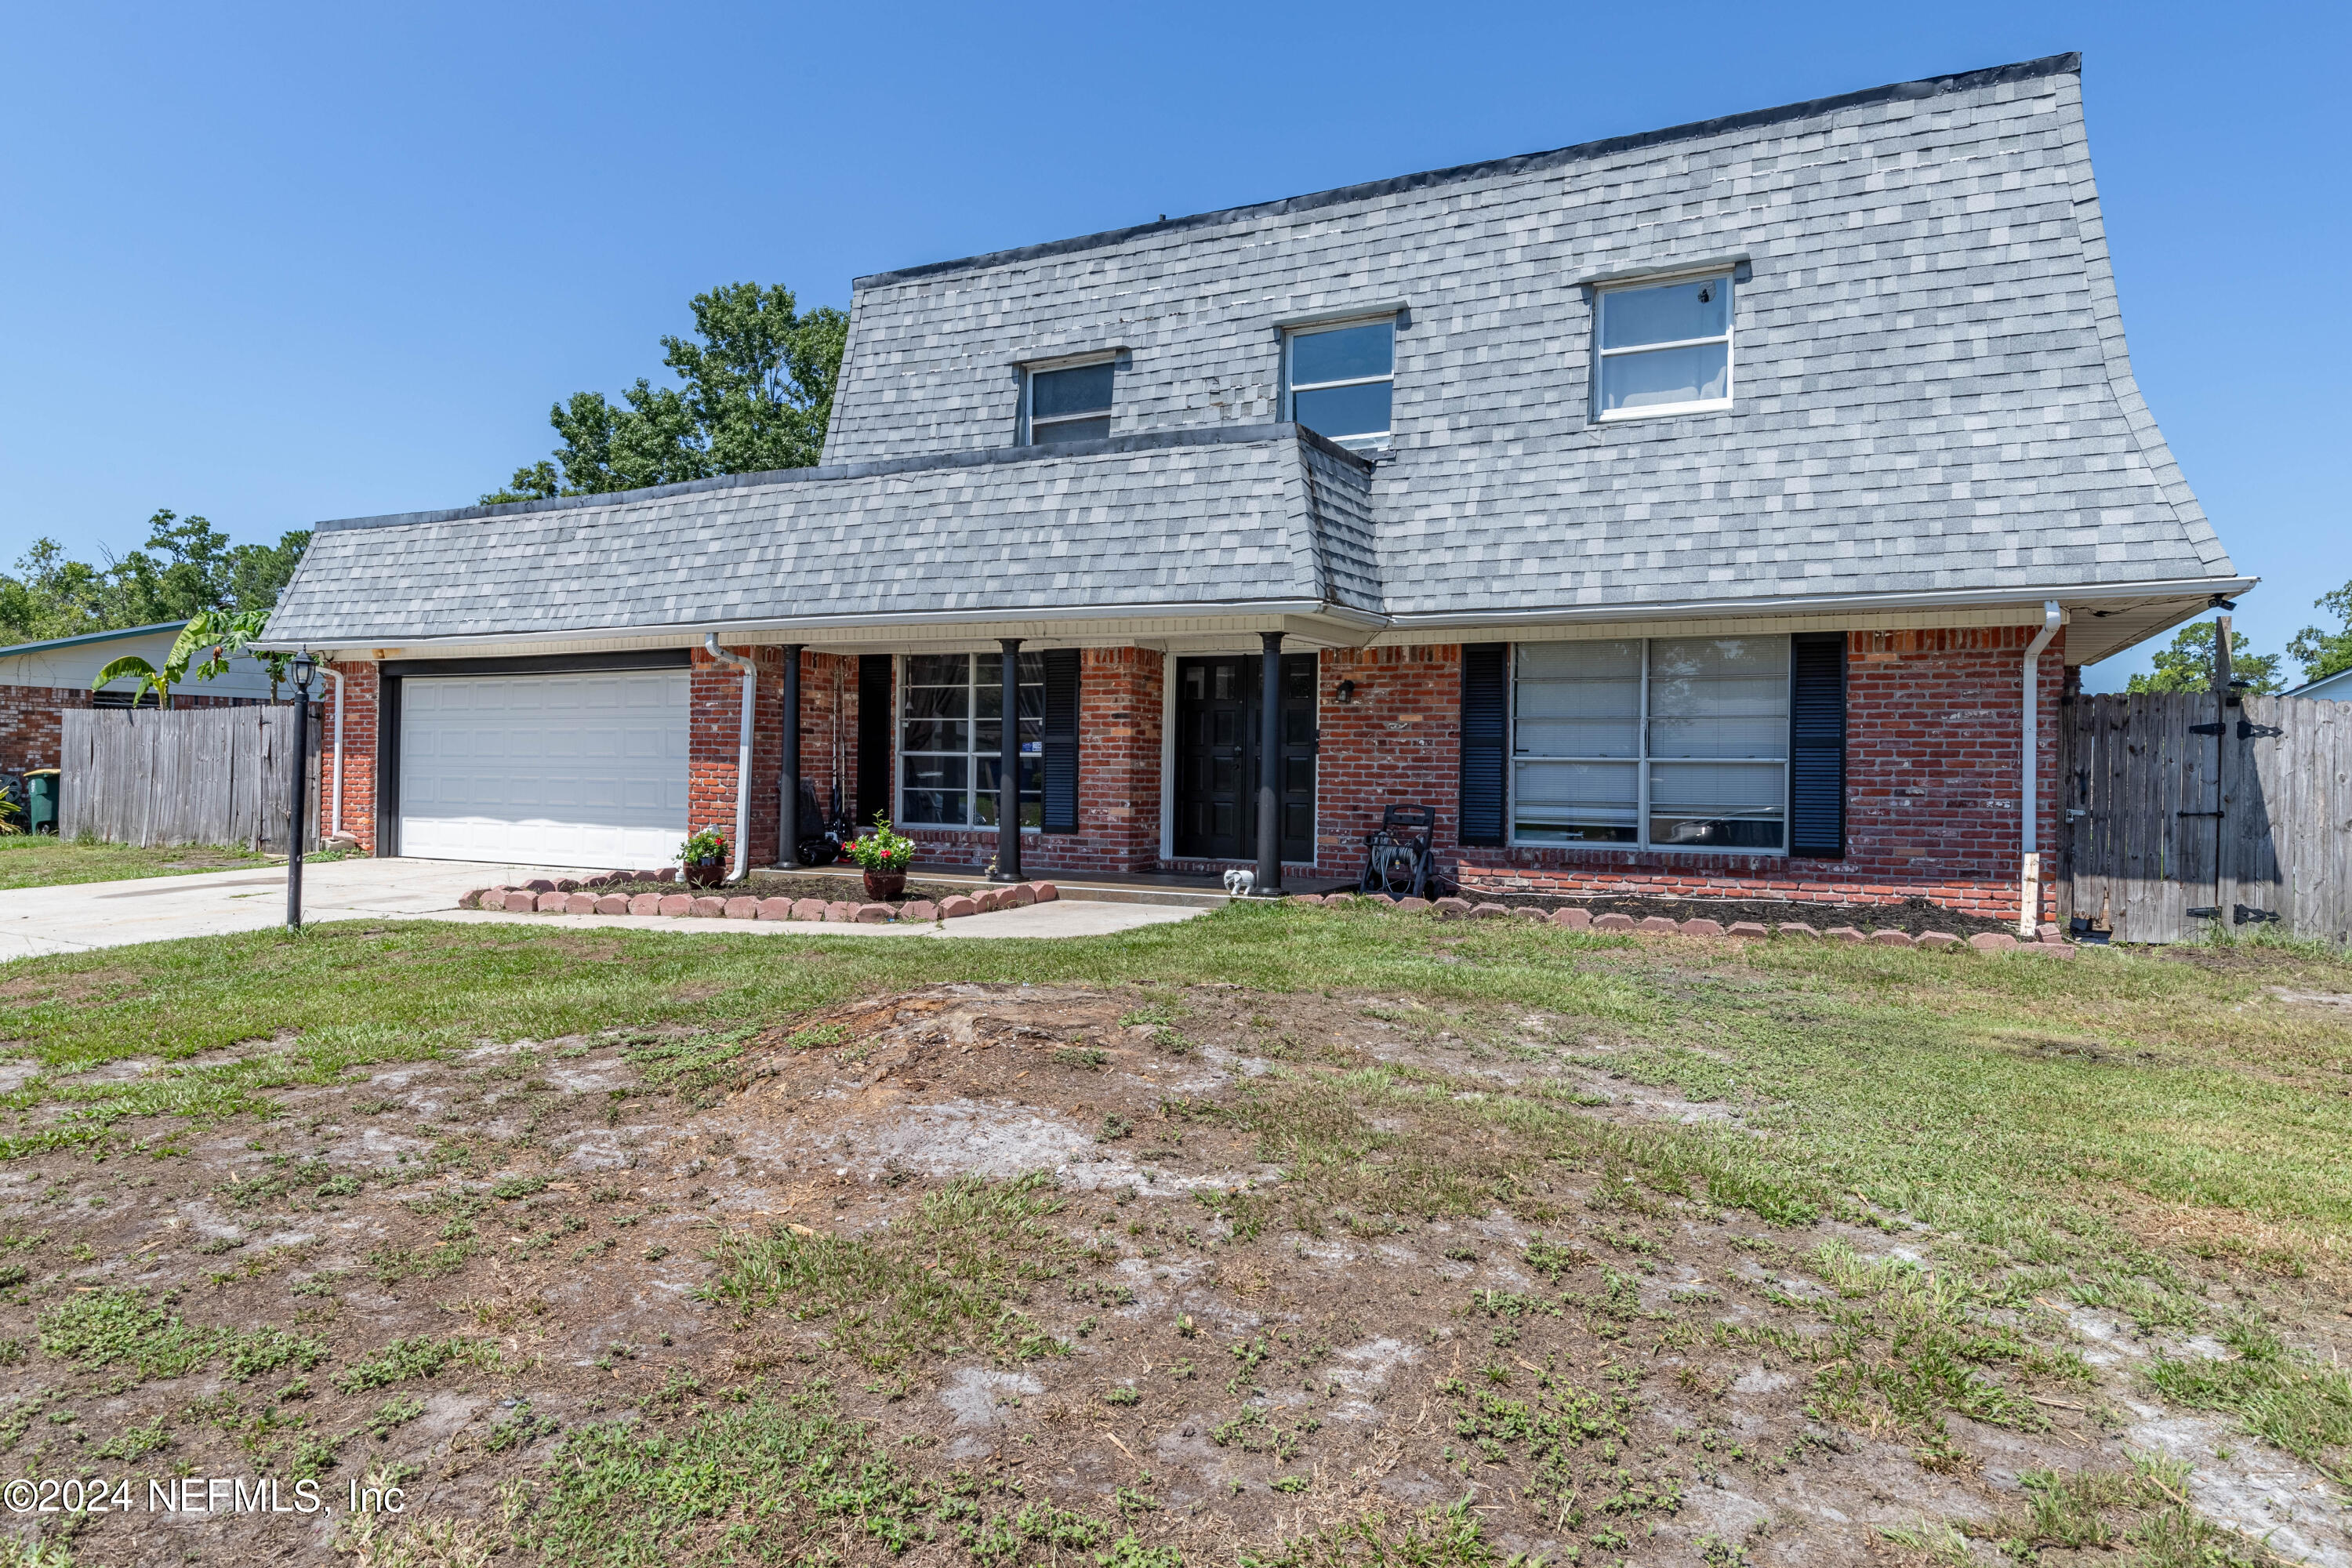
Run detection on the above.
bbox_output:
[24,769,59,835]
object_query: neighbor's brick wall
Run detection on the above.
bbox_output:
[0,685,87,773]
[1451,626,2067,921]
[905,647,1167,874]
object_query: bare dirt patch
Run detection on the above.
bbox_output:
[0,967,144,1006]
[1,983,2336,1566]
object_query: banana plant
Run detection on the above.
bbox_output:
[92,609,280,709]
[189,608,288,699]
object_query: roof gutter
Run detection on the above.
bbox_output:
[253,575,2256,660]
[702,634,757,884]
[1379,575,2259,632]
[2019,601,2062,937]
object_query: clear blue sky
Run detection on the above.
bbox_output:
[3,2,2344,686]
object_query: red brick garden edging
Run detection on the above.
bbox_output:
[458,873,1058,924]
[1286,892,2071,954]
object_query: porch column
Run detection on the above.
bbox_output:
[780,645,802,866]
[992,637,1022,882]
[1255,630,1284,896]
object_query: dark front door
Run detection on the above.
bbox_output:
[1174,654,1316,863]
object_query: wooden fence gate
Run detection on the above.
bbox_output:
[2061,691,2352,945]
[59,706,319,852]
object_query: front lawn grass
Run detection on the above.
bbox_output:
[2,905,2348,1291]
[0,833,273,890]
[5,906,2348,1563]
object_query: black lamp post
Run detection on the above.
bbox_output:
[286,650,315,932]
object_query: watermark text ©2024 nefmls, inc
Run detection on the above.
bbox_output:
[5,1475,406,1517]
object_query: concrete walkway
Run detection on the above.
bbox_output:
[0,858,1200,960]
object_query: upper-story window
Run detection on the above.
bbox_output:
[1595,274,1733,419]
[1026,361,1116,445]
[1284,318,1394,449]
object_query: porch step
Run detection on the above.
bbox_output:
[746,865,1236,910]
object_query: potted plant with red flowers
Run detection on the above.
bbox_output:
[679,827,728,888]
[844,814,915,902]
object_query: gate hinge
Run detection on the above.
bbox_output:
[2187,906,2221,919]
[2234,905,2281,925]
[2238,719,2284,740]
[2175,810,2223,818]
[2189,722,2227,735]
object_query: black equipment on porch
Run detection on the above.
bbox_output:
[794,778,851,866]
[1359,804,1440,900]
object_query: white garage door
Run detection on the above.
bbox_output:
[397,670,691,867]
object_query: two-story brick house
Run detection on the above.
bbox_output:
[263,53,2248,927]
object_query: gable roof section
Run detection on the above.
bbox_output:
[849,55,2082,292]
[269,54,2246,658]
[267,428,1379,646]
[822,52,2236,622]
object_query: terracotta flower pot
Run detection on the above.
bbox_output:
[684,859,726,889]
[863,869,907,902]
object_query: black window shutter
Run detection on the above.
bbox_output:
[1041,649,1080,834]
[1458,643,1508,847]
[856,655,891,829]
[1788,632,1846,859]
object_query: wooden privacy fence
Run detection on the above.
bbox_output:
[59,706,319,852]
[2061,691,2352,946]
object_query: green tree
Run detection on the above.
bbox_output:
[0,540,111,642]
[2125,619,2285,695]
[2286,579,2352,687]
[0,514,311,647]
[481,281,848,504]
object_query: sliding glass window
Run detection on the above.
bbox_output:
[899,652,1044,828]
[1511,637,1789,851]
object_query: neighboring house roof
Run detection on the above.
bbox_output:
[0,621,183,660]
[0,621,281,700]
[2288,666,2352,702]
[268,53,2246,664]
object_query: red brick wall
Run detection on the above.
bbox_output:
[902,647,1167,873]
[796,652,861,813]
[1452,626,2068,922]
[688,644,793,869]
[0,685,86,773]
[320,662,380,851]
[1306,644,1465,881]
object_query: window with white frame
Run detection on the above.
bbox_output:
[1025,360,1115,445]
[1511,636,1789,851]
[1594,274,1733,419]
[1284,318,1394,448]
[899,652,1044,828]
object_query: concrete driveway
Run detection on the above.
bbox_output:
[0,858,1200,960]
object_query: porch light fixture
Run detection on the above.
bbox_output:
[1334,679,1357,704]
[286,650,317,933]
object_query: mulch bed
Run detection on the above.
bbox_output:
[1417,888,2020,938]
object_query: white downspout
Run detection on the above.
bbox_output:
[323,663,345,840]
[2020,601,2063,937]
[703,634,757,884]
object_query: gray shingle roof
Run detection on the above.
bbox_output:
[268,428,1377,644]
[270,53,2239,649]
